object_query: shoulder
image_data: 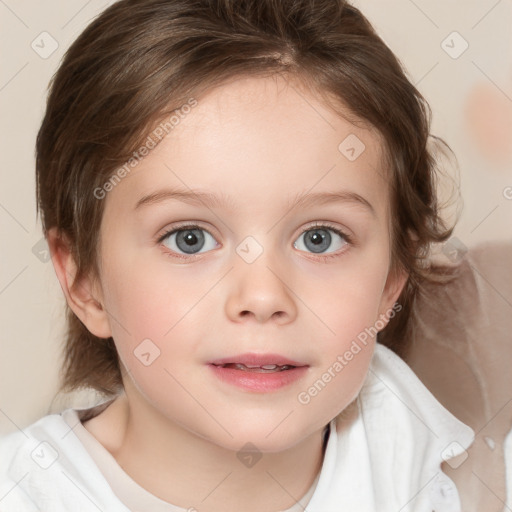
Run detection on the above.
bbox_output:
[0,409,128,511]
[0,412,70,474]
[0,413,69,510]
[366,344,473,508]
[325,343,474,511]
[360,343,474,448]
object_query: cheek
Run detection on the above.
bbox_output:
[99,252,222,394]
[290,258,389,422]
[299,256,389,344]
[100,263,209,414]
[101,252,213,339]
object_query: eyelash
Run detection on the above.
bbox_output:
[156,222,353,260]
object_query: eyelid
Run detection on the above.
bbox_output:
[155,222,219,245]
[298,221,353,242]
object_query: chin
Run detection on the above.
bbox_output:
[210,422,317,455]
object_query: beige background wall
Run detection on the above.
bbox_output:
[1,0,511,435]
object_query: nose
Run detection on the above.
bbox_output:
[224,257,298,325]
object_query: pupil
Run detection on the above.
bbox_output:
[185,233,197,245]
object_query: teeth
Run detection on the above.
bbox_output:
[234,364,279,370]
[219,363,295,372]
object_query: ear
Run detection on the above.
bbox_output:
[47,228,112,339]
[376,265,408,329]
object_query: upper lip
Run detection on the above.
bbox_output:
[209,353,308,367]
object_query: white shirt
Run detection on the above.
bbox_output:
[0,343,474,511]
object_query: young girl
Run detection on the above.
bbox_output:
[0,0,474,510]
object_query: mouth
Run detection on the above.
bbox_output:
[208,355,309,392]
[208,353,308,372]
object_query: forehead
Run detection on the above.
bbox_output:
[104,75,390,217]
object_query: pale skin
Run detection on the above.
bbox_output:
[49,75,407,512]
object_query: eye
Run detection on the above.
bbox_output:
[293,225,349,254]
[160,226,218,255]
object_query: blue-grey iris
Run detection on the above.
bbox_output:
[304,229,331,253]
[176,229,205,254]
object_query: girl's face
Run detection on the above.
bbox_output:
[95,75,405,452]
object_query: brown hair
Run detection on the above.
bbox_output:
[36,0,459,397]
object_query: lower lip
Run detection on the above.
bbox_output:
[208,364,309,392]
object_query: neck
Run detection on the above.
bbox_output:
[85,390,328,512]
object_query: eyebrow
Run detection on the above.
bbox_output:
[134,187,376,217]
